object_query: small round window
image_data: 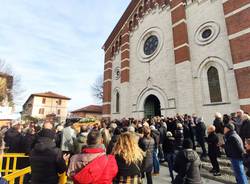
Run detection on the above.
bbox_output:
[114,67,120,80]
[202,29,212,39]
[137,27,163,62]
[143,35,159,55]
[194,21,220,46]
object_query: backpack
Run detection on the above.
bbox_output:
[73,155,118,184]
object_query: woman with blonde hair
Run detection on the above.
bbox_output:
[112,132,144,184]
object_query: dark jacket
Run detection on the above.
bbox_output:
[243,151,250,177]
[195,121,206,140]
[4,128,23,153]
[163,136,175,154]
[213,118,224,134]
[30,137,67,184]
[55,131,62,148]
[107,135,119,154]
[158,126,167,144]
[224,130,245,159]
[175,128,184,149]
[174,149,202,184]
[239,119,250,143]
[114,155,141,178]
[139,136,155,172]
[21,133,36,154]
[207,132,220,157]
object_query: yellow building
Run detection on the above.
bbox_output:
[0,73,13,107]
[22,91,71,123]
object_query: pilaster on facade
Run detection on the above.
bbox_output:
[170,0,191,64]
[223,0,250,112]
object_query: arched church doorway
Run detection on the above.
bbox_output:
[144,95,161,118]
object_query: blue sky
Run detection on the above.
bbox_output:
[0,0,130,111]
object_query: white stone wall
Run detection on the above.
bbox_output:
[186,0,240,123]
[110,0,240,123]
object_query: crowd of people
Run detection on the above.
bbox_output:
[0,109,250,184]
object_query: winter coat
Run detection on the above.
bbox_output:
[175,128,184,149]
[195,121,206,140]
[183,123,191,139]
[21,133,36,154]
[243,151,250,177]
[107,135,119,154]
[55,131,62,148]
[139,136,155,172]
[163,136,175,154]
[151,129,160,149]
[30,137,67,184]
[239,119,250,143]
[68,147,118,184]
[174,149,202,184]
[158,126,167,144]
[4,128,23,153]
[207,132,220,157]
[213,118,224,134]
[114,155,142,180]
[61,126,76,153]
[20,133,36,168]
[224,130,245,159]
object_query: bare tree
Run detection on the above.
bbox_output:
[91,74,103,103]
[0,59,25,107]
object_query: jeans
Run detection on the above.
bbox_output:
[166,153,175,182]
[153,148,160,173]
[230,159,248,184]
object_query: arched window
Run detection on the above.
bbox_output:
[139,6,144,17]
[115,41,119,52]
[112,46,115,57]
[207,66,222,103]
[116,92,120,113]
[144,0,148,11]
[129,21,133,32]
[119,35,122,47]
[134,14,138,27]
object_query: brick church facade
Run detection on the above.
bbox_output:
[102,0,250,122]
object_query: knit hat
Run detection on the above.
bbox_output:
[224,122,235,131]
[39,129,55,140]
[166,131,173,137]
[183,139,193,149]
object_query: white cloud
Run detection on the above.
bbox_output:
[0,0,130,111]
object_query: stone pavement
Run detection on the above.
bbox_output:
[143,165,224,184]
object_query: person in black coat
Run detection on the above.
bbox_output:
[4,122,23,153]
[30,128,69,184]
[224,123,248,184]
[174,123,184,150]
[243,138,250,178]
[173,139,202,184]
[196,118,207,158]
[107,127,122,154]
[213,113,224,134]
[239,114,250,145]
[163,131,176,183]
[207,125,221,176]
